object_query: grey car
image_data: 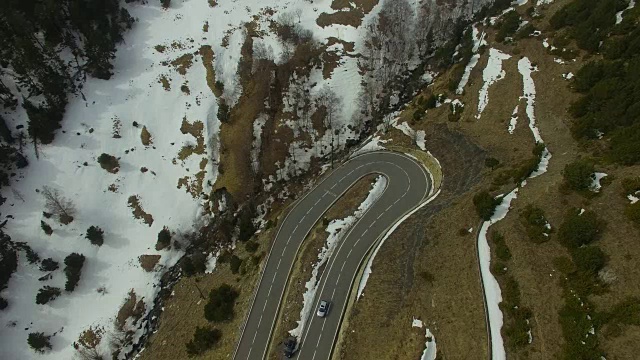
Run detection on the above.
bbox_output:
[316,300,330,317]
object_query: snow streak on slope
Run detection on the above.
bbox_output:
[616,0,637,24]
[477,49,511,119]
[291,175,387,338]
[517,57,542,143]
[457,25,487,94]
[478,189,519,360]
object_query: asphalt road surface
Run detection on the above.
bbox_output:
[233,151,432,360]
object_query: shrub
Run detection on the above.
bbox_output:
[204,283,239,322]
[473,191,501,221]
[28,332,52,353]
[571,246,607,274]
[40,258,59,272]
[625,202,640,227]
[485,157,500,169]
[245,240,259,253]
[214,81,224,93]
[520,205,551,243]
[36,286,61,305]
[0,297,8,310]
[185,326,221,357]
[64,253,85,292]
[492,232,512,262]
[495,11,521,42]
[558,293,601,359]
[563,160,595,192]
[217,99,230,123]
[181,257,196,277]
[229,255,242,274]
[97,153,119,173]
[237,206,256,242]
[85,226,104,246]
[40,221,53,236]
[558,210,605,248]
[156,226,171,250]
[515,23,535,40]
[606,297,640,326]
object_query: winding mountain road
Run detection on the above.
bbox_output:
[233,151,432,360]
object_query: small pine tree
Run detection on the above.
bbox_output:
[36,286,61,305]
[40,258,59,272]
[156,226,171,250]
[217,99,230,123]
[28,332,52,353]
[64,253,85,292]
[185,326,221,356]
[97,153,119,173]
[40,221,53,235]
[85,226,104,246]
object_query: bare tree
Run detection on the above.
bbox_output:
[295,8,303,23]
[42,186,76,224]
[315,86,341,167]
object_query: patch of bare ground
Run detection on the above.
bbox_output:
[127,195,154,226]
[317,0,380,28]
[138,225,278,360]
[178,158,208,198]
[171,53,193,75]
[140,126,152,146]
[266,174,379,359]
[158,75,170,91]
[139,255,161,272]
[198,45,222,97]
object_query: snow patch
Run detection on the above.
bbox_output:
[477,49,511,119]
[616,0,636,24]
[508,105,519,134]
[590,172,608,193]
[412,317,424,328]
[421,328,437,360]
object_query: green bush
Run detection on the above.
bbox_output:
[229,255,242,274]
[492,232,511,262]
[28,332,52,353]
[473,191,501,221]
[625,201,640,227]
[185,326,221,357]
[244,240,259,253]
[40,221,52,236]
[558,210,605,248]
[39,258,59,272]
[496,11,521,42]
[515,23,535,40]
[97,153,119,172]
[520,205,551,243]
[558,293,601,359]
[503,306,533,349]
[606,297,640,326]
[237,206,256,242]
[563,160,595,192]
[63,253,85,292]
[204,283,239,322]
[571,246,607,274]
[485,157,500,169]
[35,286,61,305]
[85,226,104,246]
[156,226,171,250]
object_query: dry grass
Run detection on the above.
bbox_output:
[199,45,222,97]
[178,117,206,161]
[316,10,364,28]
[158,75,170,91]
[171,53,193,76]
[116,290,146,330]
[266,174,379,359]
[140,126,152,146]
[202,21,209,33]
[138,255,161,272]
[177,160,208,198]
[127,195,154,227]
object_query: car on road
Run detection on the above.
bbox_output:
[316,300,331,317]
[283,337,297,358]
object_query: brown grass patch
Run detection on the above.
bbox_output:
[207,0,217,7]
[177,117,206,161]
[116,290,146,330]
[267,174,380,359]
[316,10,364,28]
[139,255,161,272]
[181,83,190,95]
[171,53,193,76]
[127,195,154,227]
[199,45,222,97]
[141,126,153,146]
[202,21,209,32]
[330,0,379,14]
[322,50,341,79]
[159,75,170,91]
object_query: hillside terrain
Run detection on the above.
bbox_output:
[1,0,639,359]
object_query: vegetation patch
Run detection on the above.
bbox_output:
[198,45,221,97]
[171,53,194,75]
[519,205,552,243]
[185,326,221,357]
[159,75,171,91]
[64,253,85,292]
[204,283,239,322]
[473,190,502,220]
[139,255,161,272]
[141,126,153,146]
[98,153,120,174]
[127,195,154,226]
[316,10,365,28]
